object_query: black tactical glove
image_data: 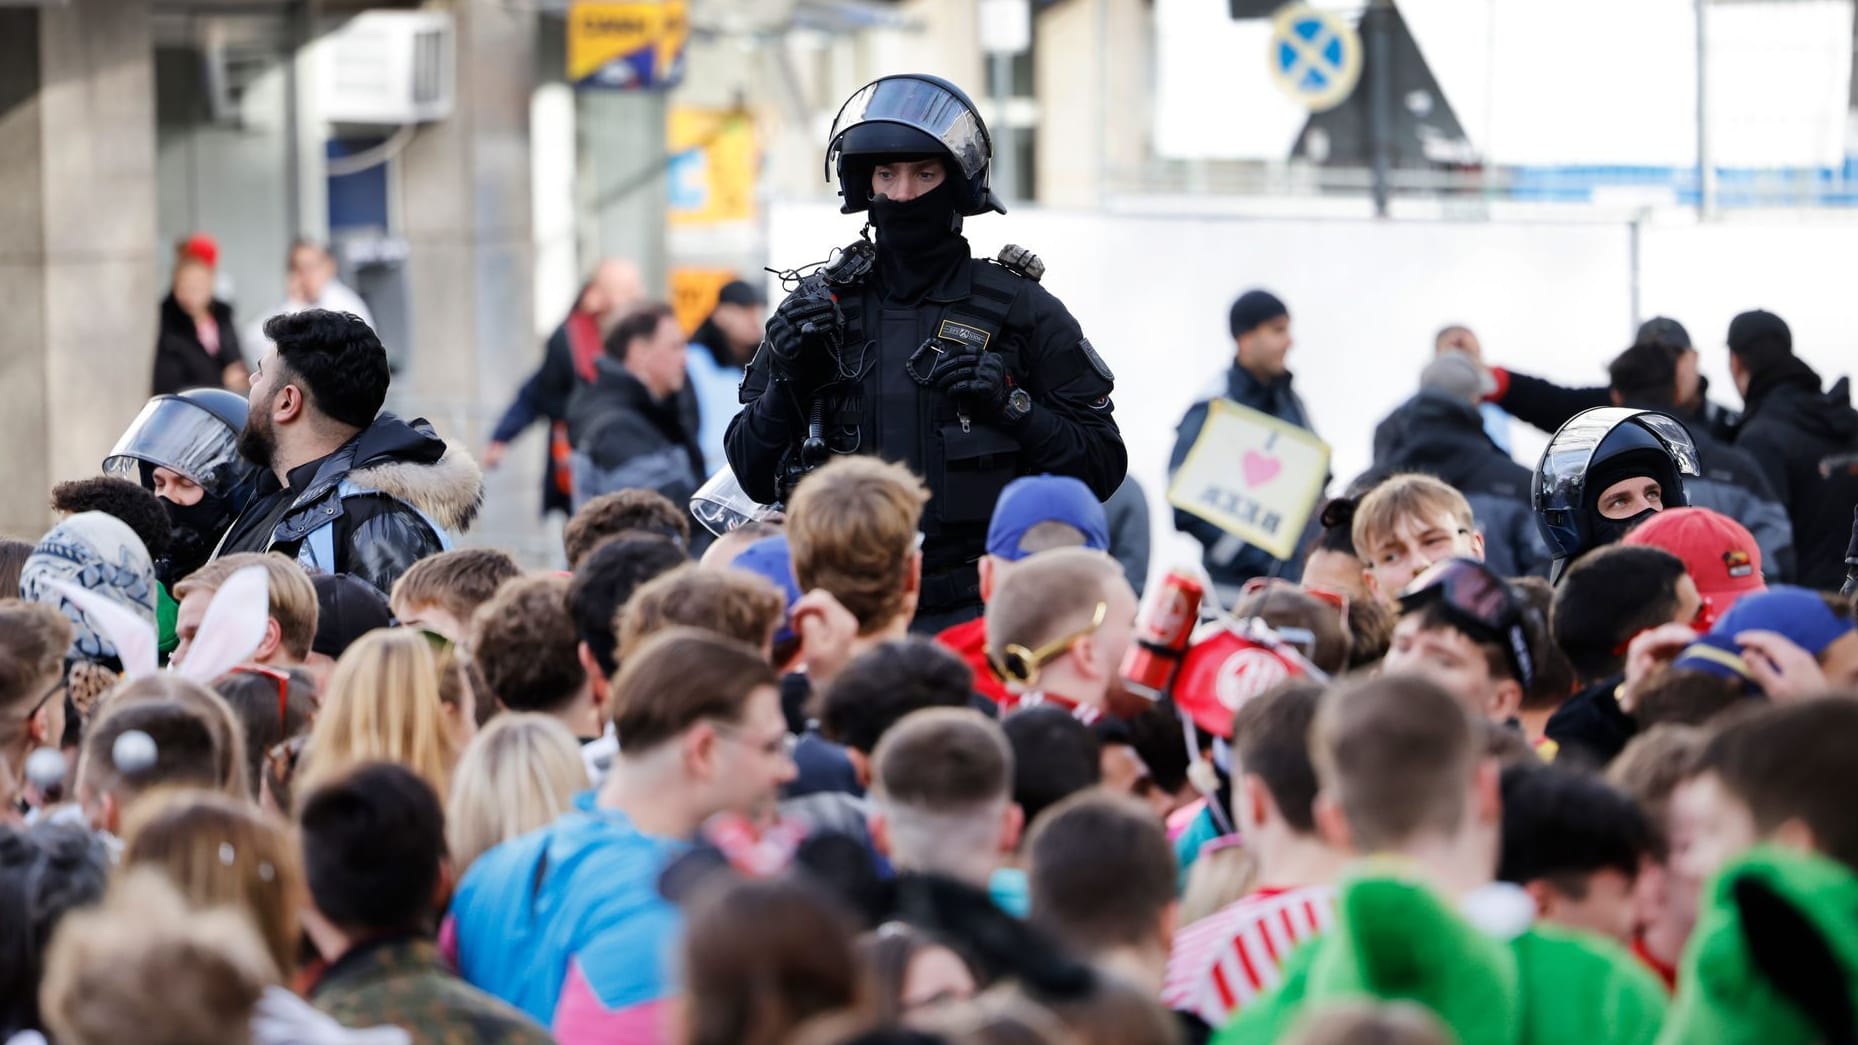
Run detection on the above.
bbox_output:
[936,349,1011,421]
[764,292,843,392]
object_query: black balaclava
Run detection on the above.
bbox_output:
[1581,448,1668,549]
[158,492,232,587]
[868,175,968,304]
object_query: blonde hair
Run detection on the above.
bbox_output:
[39,869,277,1045]
[447,712,589,872]
[122,788,305,978]
[1350,474,1476,562]
[787,457,928,635]
[172,552,321,660]
[0,600,71,760]
[297,628,458,804]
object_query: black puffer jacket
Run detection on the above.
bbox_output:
[1734,358,1858,589]
[565,357,705,516]
[1493,367,1742,444]
[1365,393,1549,578]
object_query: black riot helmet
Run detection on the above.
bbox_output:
[102,388,257,502]
[825,74,1004,217]
[1532,407,1700,579]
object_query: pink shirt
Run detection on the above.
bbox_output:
[1163,884,1336,1026]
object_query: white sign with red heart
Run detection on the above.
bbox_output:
[1166,398,1332,561]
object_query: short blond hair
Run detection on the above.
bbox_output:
[174,553,320,660]
[985,548,1121,663]
[1350,474,1476,562]
[787,458,928,635]
[40,869,277,1045]
[297,629,458,803]
[448,712,589,872]
[615,565,786,664]
[389,548,522,624]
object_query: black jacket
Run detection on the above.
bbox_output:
[566,357,706,516]
[1494,367,1742,444]
[728,240,1125,590]
[490,318,583,516]
[1170,363,1315,589]
[1543,675,1634,769]
[1364,393,1549,578]
[218,415,484,595]
[1733,359,1858,589]
[153,294,245,395]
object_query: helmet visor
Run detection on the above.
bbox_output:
[102,397,248,493]
[829,77,990,179]
[1534,407,1702,512]
[689,468,780,538]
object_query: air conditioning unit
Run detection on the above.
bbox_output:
[317,10,455,125]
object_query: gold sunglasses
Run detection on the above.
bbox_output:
[989,601,1108,687]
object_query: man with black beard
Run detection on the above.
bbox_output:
[212,309,483,595]
[103,388,259,589]
[726,74,1126,632]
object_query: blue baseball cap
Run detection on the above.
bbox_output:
[985,475,1110,562]
[1710,586,1855,658]
[730,535,802,646]
[1672,632,1758,692]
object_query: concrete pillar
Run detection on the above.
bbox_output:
[399,0,542,558]
[0,0,158,541]
[578,91,670,295]
[1034,0,1149,207]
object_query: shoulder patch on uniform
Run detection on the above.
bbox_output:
[1078,337,1114,382]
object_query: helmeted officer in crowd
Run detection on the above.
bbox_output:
[725,74,1126,630]
[103,389,259,588]
[1533,406,1701,581]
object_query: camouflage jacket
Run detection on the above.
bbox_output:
[311,936,555,1045]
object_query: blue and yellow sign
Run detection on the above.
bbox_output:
[1267,4,1361,113]
[568,0,688,90]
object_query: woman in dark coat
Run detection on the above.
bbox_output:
[153,255,248,395]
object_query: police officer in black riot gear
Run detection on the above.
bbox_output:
[726,74,1126,631]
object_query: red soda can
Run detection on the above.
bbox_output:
[1121,570,1205,698]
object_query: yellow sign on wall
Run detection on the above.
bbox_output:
[667,106,758,226]
[567,0,687,89]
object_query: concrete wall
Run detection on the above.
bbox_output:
[1034,0,1150,208]
[766,200,1858,586]
[0,0,159,542]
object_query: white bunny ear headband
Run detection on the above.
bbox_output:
[49,564,271,685]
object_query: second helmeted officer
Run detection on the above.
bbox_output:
[726,74,1126,630]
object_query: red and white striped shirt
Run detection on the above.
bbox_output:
[1162,884,1336,1027]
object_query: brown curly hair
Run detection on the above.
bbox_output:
[469,574,586,715]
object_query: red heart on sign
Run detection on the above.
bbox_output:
[1242,449,1281,487]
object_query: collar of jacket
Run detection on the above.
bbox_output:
[311,934,434,995]
[273,415,483,543]
[592,356,680,411]
[1740,354,1824,420]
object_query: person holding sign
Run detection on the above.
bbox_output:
[1169,290,1321,600]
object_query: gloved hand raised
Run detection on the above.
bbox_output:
[763,292,844,391]
[934,347,1012,421]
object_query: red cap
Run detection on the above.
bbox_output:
[1621,507,1766,610]
[181,233,219,268]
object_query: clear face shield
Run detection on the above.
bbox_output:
[101,397,254,498]
[1533,407,1700,513]
[689,468,782,538]
[825,76,991,180]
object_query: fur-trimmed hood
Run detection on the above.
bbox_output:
[350,444,484,533]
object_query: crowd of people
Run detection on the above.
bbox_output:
[7,69,1858,1045]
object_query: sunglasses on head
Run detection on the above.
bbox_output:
[990,601,1108,688]
[227,664,295,747]
[1400,558,1535,689]
[1241,576,1350,618]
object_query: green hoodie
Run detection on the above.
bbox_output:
[1659,846,1858,1044]
[1214,870,1665,1045]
